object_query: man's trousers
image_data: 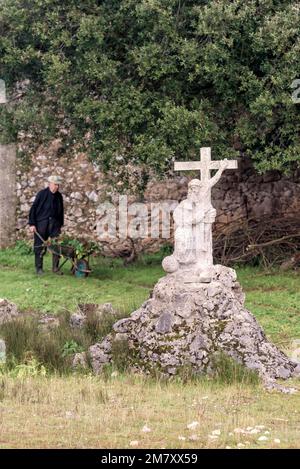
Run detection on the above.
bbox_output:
[34,218,61,271]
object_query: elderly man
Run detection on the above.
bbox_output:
[29,175,64,275]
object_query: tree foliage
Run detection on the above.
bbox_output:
[0,0,300,184]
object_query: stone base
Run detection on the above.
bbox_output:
[178,270,212,284]
[89,265,300,385]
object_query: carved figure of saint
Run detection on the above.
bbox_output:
[162,159,229,281]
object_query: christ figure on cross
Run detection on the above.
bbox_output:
[162,147,237,282]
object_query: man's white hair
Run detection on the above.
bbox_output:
[48,175,62,184]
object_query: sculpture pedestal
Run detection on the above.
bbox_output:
[162,255,213,283]
[173,267,212,284]
[89,265,300,389]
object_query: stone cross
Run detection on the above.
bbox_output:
[174,147,238,182]
[162,147,238,282]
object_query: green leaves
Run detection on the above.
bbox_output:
[60,237,100,258]
[1,0,300,184]
[62,340,84,358]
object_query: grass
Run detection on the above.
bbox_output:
[0,245,299,345]
[0,245,300,448]
[237,266,300,345]
[0,310,128,374]
[0,245,161,315]
[0,373,299,449]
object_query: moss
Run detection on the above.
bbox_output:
[214,320,228,335]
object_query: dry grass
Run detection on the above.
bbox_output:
[1,250,300,448]
[0,373,299,449]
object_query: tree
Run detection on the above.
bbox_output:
[0,0,299,188]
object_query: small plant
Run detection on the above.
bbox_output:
[0,316,90,373]
[159,243,174,257]
[0,318,40,363]
[8,357,47,378]
[13,240,33,255]
[174,363,202,384]
[62,340,84,358]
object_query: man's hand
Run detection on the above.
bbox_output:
[29,225,37,233]
[220,159,229,170]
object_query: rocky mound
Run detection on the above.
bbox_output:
[88,266,300,387]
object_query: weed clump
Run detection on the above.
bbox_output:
[210,352,259,386]
[110,339,131,372]
[0,306,126,374]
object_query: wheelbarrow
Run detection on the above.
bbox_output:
[35,231,92,278]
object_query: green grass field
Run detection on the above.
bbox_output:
[0,244,299,345]
[0,245,299,449]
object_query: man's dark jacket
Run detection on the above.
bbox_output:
[29,188,64,227]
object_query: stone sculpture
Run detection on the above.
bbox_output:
[162,147,237,282]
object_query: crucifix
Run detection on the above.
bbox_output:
[174,147,238,183]
[162,147,238,282]
[174,147,238,205]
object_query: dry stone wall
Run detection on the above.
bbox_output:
[0,144,16,248]
[15,141,300,255]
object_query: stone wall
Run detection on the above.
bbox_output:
[15,141,300,255]
[16,142,108,241]
[0,144,16,248]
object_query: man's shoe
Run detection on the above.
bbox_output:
[36,268,44,275]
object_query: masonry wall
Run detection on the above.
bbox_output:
[15,141,300,256]
[0,144,16,248]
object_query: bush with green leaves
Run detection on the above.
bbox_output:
[61,340,84,358]
[1,0,299,189]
